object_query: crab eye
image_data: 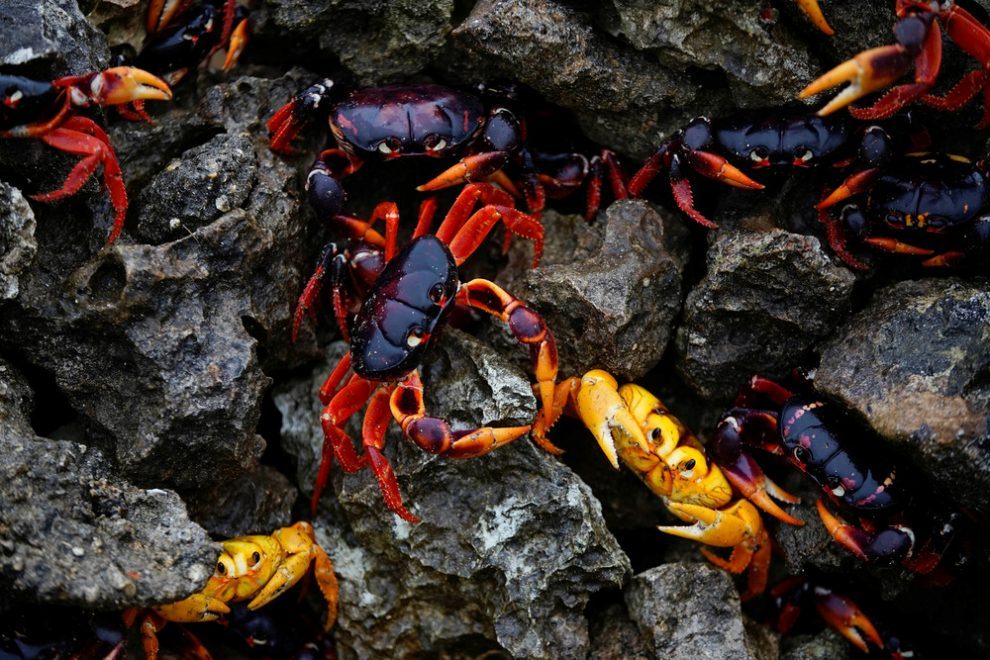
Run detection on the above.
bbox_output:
[749,147,768,162]
[424,135,448,152]
[377,138,401,154]
[428,283,445,304]
[793,446,809,463]
[798,148,814,162]
[406,327,425,347]
[885,213,903,225]
[649,428,661,441]
[377,141,393,154]
[251,551,261,566]
[684,459,696,470]
[216,561,227,576]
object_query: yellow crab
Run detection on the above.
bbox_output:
[567,370,799,598]
[126,521,339,659]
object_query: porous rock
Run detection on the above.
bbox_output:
[588,603,652,660]
[259,0,454,84]
[499,200,690,382]
[781,628,853,660]
[0,358,215,609]
[0,182,37,301]
[816,278,990,515]
[277,333,629,659]
[676,228,855,401]
[0,0,109,73]
[596,0,816,107]
[186,465,298,539]
[451,0,697,159]
[625,562,778,659]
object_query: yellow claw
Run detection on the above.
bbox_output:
[659,500,763,548]
[153,593,231,623]
[799,45,910,115]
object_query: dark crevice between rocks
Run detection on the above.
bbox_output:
[0,347,79,440]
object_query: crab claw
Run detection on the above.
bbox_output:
[153,593,231,623]
[685,150,765,190]
[659,500,760,547]
[94,67,173,106]
[223,16,251,72]
[575,370,639,470]
[799,45,912,115]
[813,587,885,654]
[417,152,508,192]
[795,0,833,36]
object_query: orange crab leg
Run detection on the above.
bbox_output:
[456,280,562,454]
[417,151,509,191]
[862,236,935,255]
[795,0,833,36]
[818,168,880,209]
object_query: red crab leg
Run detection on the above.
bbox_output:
[32,117,128,245]
[416,151,508,191]
[445,202,545,269]
[746,375,797,407]
[818,208,870,271]
[455,279,563,454]
[391,370,531,458]
[320,352,353,404]
[669,151,765,229]
[0,97,73,138]
[413,197,438,238]
[435,183,515,243]
[311,374,375,514]
[292,243,346,342]
[815,498,914,563]
[585,149,628,221]
[813,586,885,654]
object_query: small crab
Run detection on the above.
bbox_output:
[799,1,990,122]
[125,521,338,660]
[267,80,628,238]
[296,186,561,522]
[556,370,801,598]
[0,67,172,244]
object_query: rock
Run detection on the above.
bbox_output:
[498,200,690,382]
[781,629,853,660]
[451,0,697,159]
[0,74,315,495]
[277,332,629,659]
[0,358,215,609]
[259,0,453,84]
[0,0,109,73]
[0,183,37,302]
[186,466,298,539]
[816,278,990,515]
[596,0,816,107]
[625,562,778,659]
[588,603,652,660]
[676,228,855,401]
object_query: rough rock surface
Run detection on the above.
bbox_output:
[676,228,855,401]
[277,333,629,659]
[0,358,215,609]
[817,278,990,515]
[781,629,852,660]
[0,183,37,302]
[186,466,298,539]
[0,0,109,73]
[588,603,653,659]
[260,0,453,83]
[625,562,778,659]
[499,200,690,381]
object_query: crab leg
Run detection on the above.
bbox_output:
[815,498,914,563]
[795,0,833,36]
[861,236,935,255]
[443,199,545,268]
[311,374,375,514]
[417,151,509,191]
[585,149,628,221]
[812,586,886,654]
[455,279,562,454]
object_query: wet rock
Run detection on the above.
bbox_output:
[499,200,690,382]
[186,466,298,539]
[277,333,629,659]
[816,278,990,515]
[588,603,652,660]
[0,183,37,302]
[260,0,453,84]
[451,0,697,159]
[625,562,778,659]
[771,482,852,574]
[0,0,109,74]
[781,628,852,660]
[676,228,855,401]
[0,360,216,608]
[596,0,816,107]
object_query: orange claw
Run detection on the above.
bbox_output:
[799,45,913,115]
[795,0,833,36]
[685,150,766,190]
[814,588,886,653]
[417,152,507,191]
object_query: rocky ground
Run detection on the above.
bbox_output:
[1,0,989,658]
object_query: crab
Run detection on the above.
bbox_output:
[296,186,561,522]
[817,150,990,269]
[558,370,804,598]
[799,1,990,123]
[125,521,338,660]
[267,80,628,238]
[0,67,172,244]
[711,376,965,573]
[794,0,834,35]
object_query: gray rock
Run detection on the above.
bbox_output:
[676,228,855,401]
[596,0,816,107]
[277,332,629,659]
[260,0,453,84]
[625,562,778,659]
[0,358,215,609]
[0,183,37,301]
[781,628,853,660]
[186,466,298,539]
[817,278,990,515]
[451,0,697,160]
[499,200,690,382]
[588,603,652,660]
[0,0,109,73]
